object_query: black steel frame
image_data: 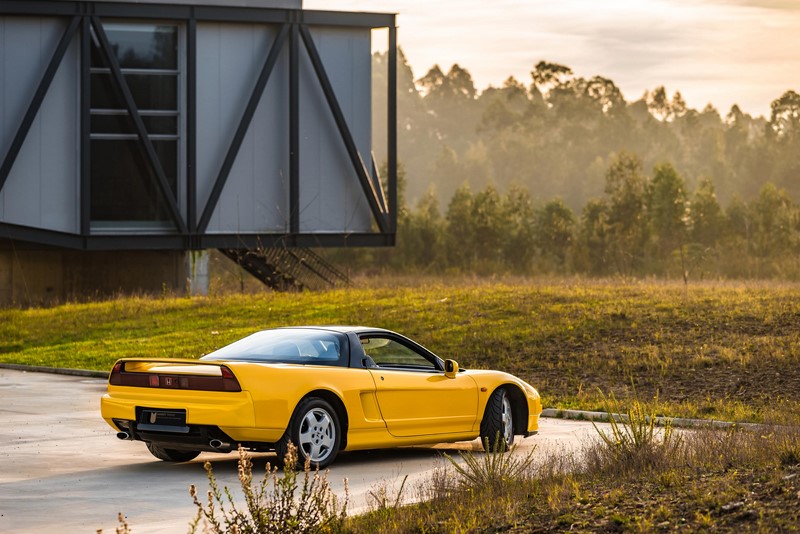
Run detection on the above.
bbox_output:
[0,1,397,250]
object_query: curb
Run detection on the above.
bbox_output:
[541,408,767,431]
[0,362,108,379]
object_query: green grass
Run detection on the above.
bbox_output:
[3,278,800,423]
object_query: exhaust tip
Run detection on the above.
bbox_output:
[116,431,130,440]
[209,439,230,450]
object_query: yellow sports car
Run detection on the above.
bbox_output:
[101,326,542,467]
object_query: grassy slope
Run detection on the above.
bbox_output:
[2,279,800,423]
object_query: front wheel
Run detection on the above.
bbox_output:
[480,388,515,452]
[277,397,341,469]
[146,442,201,462]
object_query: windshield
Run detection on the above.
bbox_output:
[200,328,345,365]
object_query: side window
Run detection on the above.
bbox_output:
[360,337,436,370]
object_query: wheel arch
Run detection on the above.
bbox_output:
[495,384,529,436]
[298,389,349,451]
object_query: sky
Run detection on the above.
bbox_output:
[303,0,800,118]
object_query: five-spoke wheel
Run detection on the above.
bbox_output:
[277,397,341,468]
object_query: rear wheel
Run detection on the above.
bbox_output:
[277,397,341,469]
[480,388,515,452]
[146,442,201,462]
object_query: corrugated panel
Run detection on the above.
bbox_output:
[196,22,290,234]
[0,16,79,234]
[298,26,372,233]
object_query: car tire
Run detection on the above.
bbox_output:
[146,442,201,462]
[480,388,515,452]
[277,397,341,469]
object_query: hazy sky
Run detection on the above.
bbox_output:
[304,0,800,117]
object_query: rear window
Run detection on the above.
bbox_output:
[200,329,345,366]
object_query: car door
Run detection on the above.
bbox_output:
[360,334,478,437]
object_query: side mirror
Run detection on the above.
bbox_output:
[444,359,459,379]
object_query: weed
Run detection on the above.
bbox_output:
[189,444,347,534]
[444,437,537,493]
[366,474,409,512]
[589,391,681,475]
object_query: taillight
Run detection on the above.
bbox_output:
[109,361,123,385]
[107,362,241,392]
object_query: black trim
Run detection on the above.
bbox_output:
[289,21,300,234]
[0,222,395,250]
[80,14,92,236]
[388,25,398,233]
[0,15,80,192]
[186,13,197,234]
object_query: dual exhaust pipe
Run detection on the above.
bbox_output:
[115,430,230,451]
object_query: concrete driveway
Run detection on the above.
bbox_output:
[0,368,603,533]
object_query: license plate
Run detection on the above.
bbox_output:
[138,408,187,428]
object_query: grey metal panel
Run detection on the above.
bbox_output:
[0,16,79,234]
[196,22,290,234]
[298,26,371,233]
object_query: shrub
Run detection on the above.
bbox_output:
[588,393,682,475]
[444,437,537,493]
[189,444,347,534]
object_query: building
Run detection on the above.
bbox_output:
[0,0,397,304]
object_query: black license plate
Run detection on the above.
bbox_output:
[137,408,189,433]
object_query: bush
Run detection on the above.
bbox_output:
[444,437,537,493]
[189,444,347,534]
[588,393,682,475]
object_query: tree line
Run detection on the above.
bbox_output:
[349,53,800,278]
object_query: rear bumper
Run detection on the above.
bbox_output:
[112,417,237,452]
[101,386,256,427]
[101,386,266,448]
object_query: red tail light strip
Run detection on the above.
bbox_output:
[109,362,242,392]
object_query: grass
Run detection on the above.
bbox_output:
[17,277,795,532]
[345,398,800,533]
[3,278,800,423]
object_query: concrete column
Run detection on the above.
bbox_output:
[187,250,210,296]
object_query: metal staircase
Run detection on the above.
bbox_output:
[219,248,350,291]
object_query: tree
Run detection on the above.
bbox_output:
[689,177,724,247]
[501,184,537,273]
[575,199,611,275]
[530,61,573,99]
[470,184,507,269]
[604,152,649,275]
[534,198,575,269]
[647,163,689,265]
[402,186,444,270]
[769,90,800,138]
[444,183,476,270]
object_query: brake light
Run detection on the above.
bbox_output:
[107,361,241,392]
